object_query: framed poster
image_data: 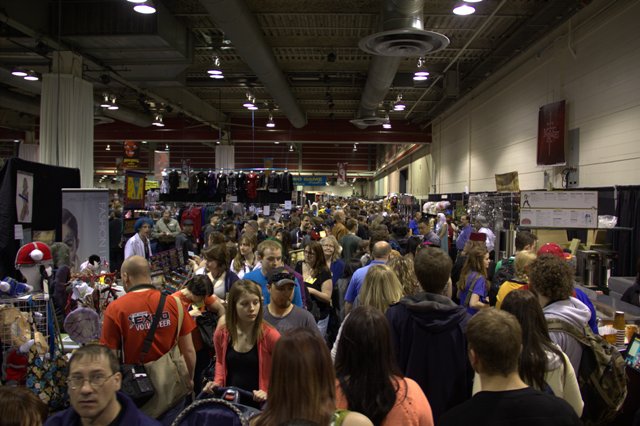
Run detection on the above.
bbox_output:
[124,170,146,209]
[16,170,33,223]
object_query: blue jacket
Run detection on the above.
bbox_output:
[386,291,473,423]
[222,269,241,293]
[45,391,161,426]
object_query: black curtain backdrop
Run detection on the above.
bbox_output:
[0,157,80,279]
[612,186,640,278]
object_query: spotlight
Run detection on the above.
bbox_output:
[274,141,280,145]
[382,114,392,129]
[289,145,294,152]
[165,144,169,151]
[105,144,111,151]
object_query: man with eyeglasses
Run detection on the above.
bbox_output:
[45,344,160,426]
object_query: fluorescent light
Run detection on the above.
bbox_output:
[453,4,475,15]
[126,0,147,3]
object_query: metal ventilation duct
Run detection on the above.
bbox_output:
[359,0,449,56]
[353,0,449,128]
[200,0,307,129]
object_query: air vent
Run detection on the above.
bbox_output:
[359,29,449,57]
[350,116,388,127]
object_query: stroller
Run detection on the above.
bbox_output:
[171,387,261,426]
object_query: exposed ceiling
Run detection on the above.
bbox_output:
[0,0,589,141]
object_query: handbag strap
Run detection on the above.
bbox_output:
[172,296,184,347]
[140,292,167,363]
[463,273,482,307]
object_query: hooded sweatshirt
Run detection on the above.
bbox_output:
[386,291,473,423]
[543,297,592,373]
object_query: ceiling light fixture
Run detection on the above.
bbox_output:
[393,94,406,111]
[243,92,257,110]
[133,0,156,14]
[100,93,111,108]
[165,144,169,151]
[353,143,358,152]
[274,141,280,145]
[453,3,476,15]
[107,96,119,110]
[207,56,224,79]
[105,144,111,151]
[23,70,39,81]
[152,114,165,127]
[289,145,294,152]
[215,140,221,145]
[11,68,27,77]
[126,0,147,3]
[266,112,275,128]
[382,114,392,129]
[413,57,430,81]
[463,0,483,2]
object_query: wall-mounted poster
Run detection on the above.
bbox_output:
[16,170,33,223]
[537,100,566,166]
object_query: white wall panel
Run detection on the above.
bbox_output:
[428,0,640,192]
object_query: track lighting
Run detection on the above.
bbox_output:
[105,144,111,151]
[243,92,257,110]
[289,145,294,152]
[165,144,170,151]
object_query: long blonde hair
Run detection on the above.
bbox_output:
[388,256,420,296]
[359,264,403,313]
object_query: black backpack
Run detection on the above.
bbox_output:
[547,319,627,425]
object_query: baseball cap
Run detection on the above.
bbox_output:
[267,267,296,288]
[537,243,572,260]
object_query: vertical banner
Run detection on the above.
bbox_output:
[537,100,566,166]
[337,162,347,186]
[16,170,34,223]
[124,170,146,209]
[154,150,170,181]
[62,189,109,270]
[122,140,140,169]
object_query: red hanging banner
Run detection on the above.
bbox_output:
[537,100,566,166]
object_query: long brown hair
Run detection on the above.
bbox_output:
[232,234,257,273]
[253,328,335,426]
[224,280,265,344]
[457,245,488,292]
[304,241,329,277]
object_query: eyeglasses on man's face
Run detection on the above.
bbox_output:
[67,372,117,390]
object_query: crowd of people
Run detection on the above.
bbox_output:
[6,197,640,425]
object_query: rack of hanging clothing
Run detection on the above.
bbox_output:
[159,167,296,204]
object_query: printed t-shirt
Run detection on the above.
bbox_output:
[100,288,196,364]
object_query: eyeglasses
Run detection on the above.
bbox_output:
[67,373,117,390]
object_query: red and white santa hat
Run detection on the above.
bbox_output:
[15,242,52,268]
